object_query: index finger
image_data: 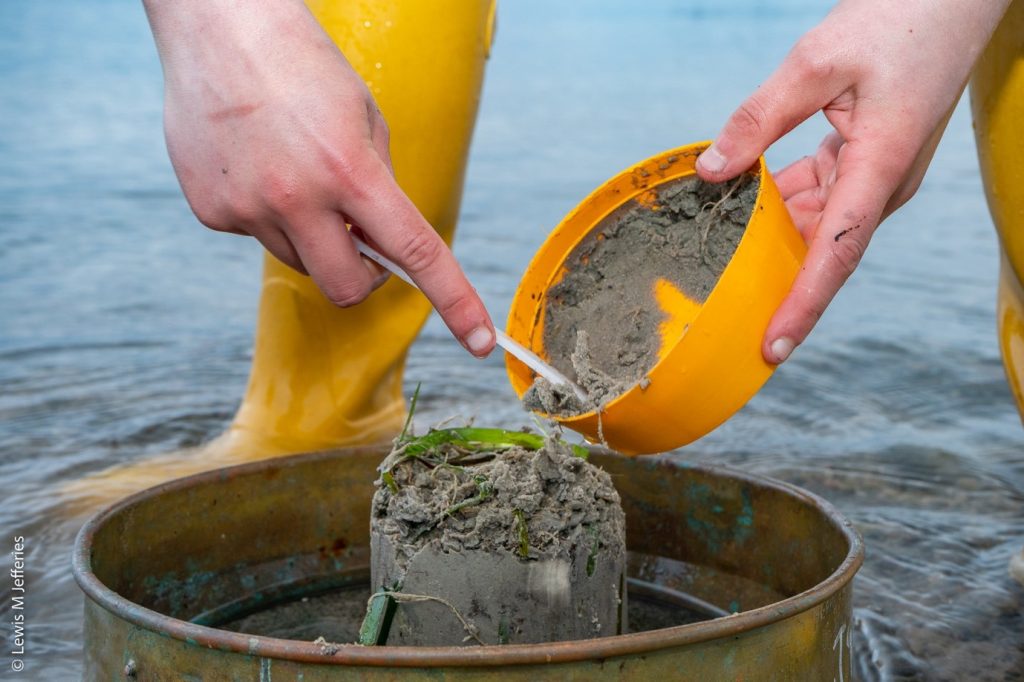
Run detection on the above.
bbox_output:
[762,143,899,363]
[337,154,496,357]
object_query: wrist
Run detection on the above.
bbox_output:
[142,0,311,76]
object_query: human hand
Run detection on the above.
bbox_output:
[142,0,496,356]
[696,0,1012,364]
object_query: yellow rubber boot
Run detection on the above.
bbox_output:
[971,0,1024,586]
[971,0,1024,415]
[63,1,497,505]
[218,0,497,458]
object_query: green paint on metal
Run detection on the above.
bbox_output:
[736,488,755,532]
[141,569,218,617]
[684,483,757,553]
[684,483,725,553]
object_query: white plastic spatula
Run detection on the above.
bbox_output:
[352,236,588,402]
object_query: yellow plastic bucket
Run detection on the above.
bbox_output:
[505,142,806,454]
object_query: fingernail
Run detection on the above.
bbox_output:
[464,327,494,356]
[698,144,727,174]
[770,337,795,364]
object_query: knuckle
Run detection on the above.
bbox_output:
[730,95,771,140]
[890,178,922,211]
[323,150,374,202]
[791,289,829,329]
[396,230,444,275]
[224,196,259,227]
[436,289,474,322]
[324,278,371,308]
[828,231,867,279]
[805,298,828,326]
[261,173,301,215]
[190,199,230,232]
[372,111,391,143]
[193,197,259,235]
[193,209,221,231]
[788,35,834,82]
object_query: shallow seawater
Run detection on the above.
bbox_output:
[1,0,1022,679]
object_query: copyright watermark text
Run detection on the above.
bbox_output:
[9,536,26,673]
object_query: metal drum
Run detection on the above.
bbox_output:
[73,447,862,680]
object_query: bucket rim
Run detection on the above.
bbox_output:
[72,446,864,668]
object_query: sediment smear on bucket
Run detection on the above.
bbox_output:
[522,174,758,416]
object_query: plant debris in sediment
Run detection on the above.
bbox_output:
[372,425,625,573]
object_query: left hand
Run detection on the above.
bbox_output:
[695,0,1012,364]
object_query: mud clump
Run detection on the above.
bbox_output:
[523,173,758,415]
[370,436,627,646]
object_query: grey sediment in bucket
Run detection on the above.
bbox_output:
[73,446,863,680]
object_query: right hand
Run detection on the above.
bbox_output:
[143,0,496,356]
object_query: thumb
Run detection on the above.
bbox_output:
[697,50,841,182]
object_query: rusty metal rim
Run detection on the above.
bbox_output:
[72,448,864,668]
